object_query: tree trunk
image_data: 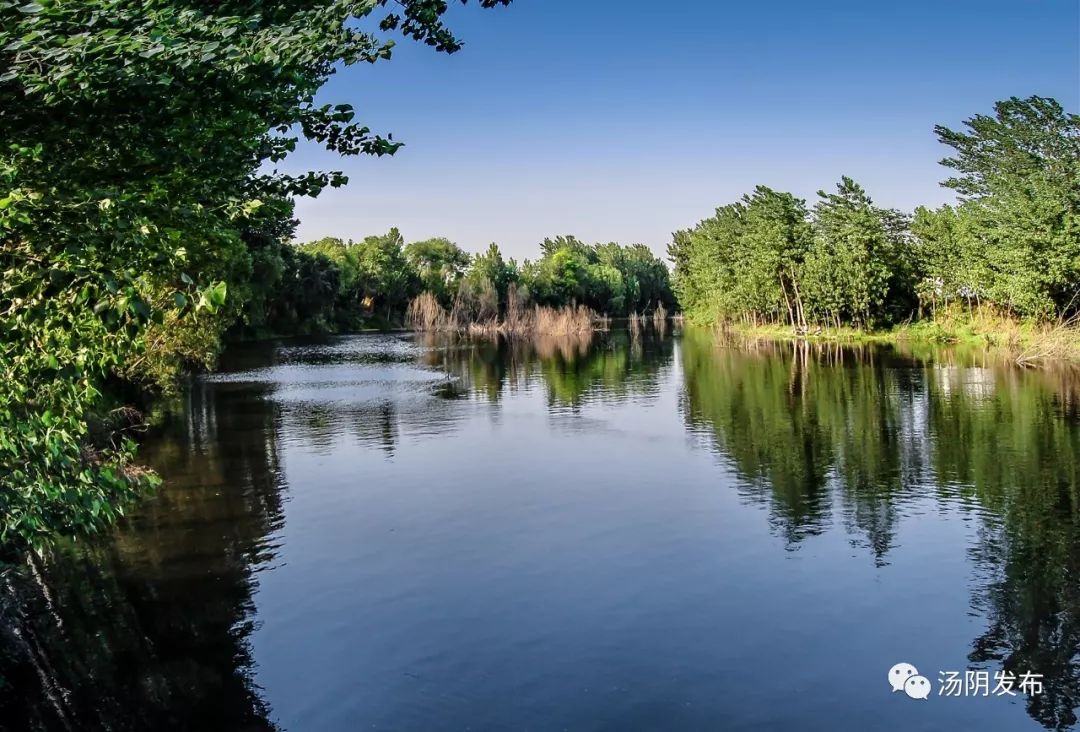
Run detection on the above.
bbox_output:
[789,270,808,330]
[780,278,796,329]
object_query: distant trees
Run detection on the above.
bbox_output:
[807,178,915,329]
[523,236,675,317]
[671,96,1079,329]
[404,238,471,306]
[671,180,913,328]
[251,233,675,334]
[351,229,418,317]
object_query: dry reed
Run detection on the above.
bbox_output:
[406,292,449,331]
[652,301,667,328]
[1012,313,1080,366]
[407,292,608,338]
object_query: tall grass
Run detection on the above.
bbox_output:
[406,292,449,331]
[1012,313,1080,367]
[407,291,608,337]
[895,303,1080,366]
[652,301,667,327]
[699,300,1080,368]
[533,304,599,335]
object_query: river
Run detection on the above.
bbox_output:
[3,326,1079,731]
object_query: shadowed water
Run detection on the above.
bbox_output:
[3,327,1080,731]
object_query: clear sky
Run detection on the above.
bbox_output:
[287,0,1080,260]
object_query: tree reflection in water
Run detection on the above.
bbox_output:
[681,330,1080,730]
[0,379,285,731]
[2,328,1080,730]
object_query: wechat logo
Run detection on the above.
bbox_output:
[889,662,931,700]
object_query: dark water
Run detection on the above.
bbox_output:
[3,327,1080,731]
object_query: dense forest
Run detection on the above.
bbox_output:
[670,96,1080,332]
[250,231,675,336]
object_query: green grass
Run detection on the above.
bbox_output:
[699,310,1080,366]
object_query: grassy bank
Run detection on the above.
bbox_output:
[711,311,1080,367]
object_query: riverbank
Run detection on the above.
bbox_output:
[710,313,1080,367]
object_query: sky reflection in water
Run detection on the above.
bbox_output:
[3,328,1080,731]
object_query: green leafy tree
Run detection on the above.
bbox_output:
[404,237,471,306]
[934,96,1080,317]
[596,242,674,314]
[351,228,419,317]
[523,236,671,316]
[0,0,510,548]
[911,204,987,315]
[805,177,899,328]
[627,244,676,313]
[539,234,593,259]
[671,178,915,329]
[527,244,591,307]
[587,262,628,315]
[667,97,1079,331]
[739,186,813,327]
[670,191,812,325]
[460,242,517,316]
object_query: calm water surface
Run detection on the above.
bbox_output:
[3,327,1080,731]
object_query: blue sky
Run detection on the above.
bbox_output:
[287,0,1080,259]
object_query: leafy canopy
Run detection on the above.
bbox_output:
[0,0,509,549]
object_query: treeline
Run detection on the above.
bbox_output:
[244,231,675,335]
[670,97,1080,330]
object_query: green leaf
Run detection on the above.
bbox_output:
[209,281,227,307]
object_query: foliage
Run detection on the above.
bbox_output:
[290,229,421,326]
[404,237,471,306]
[522,236,675,317]
[671,180,911,328]
[670,96,1079,332]
[805,177,913,328]
[351,228,420,316]
[279,232,674,336]
[928,96,1080,318]
[243,243,344,335]
[0,0,509,548]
